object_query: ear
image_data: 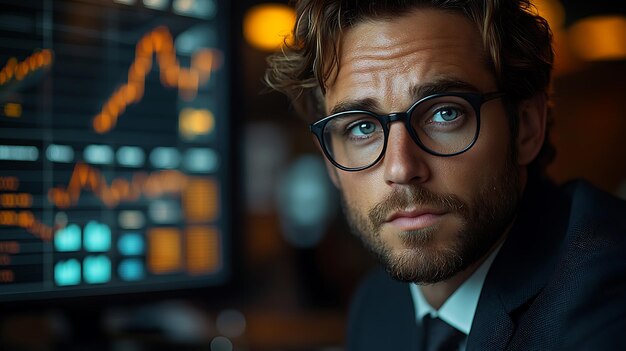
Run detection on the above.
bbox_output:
[312,135,341,188]
[515,93,547,166]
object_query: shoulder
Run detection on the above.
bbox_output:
[554,181,626,349]
[558,180,626,271]
[347,268,416,351]
[563,179,626,231]
[481,179,626,349]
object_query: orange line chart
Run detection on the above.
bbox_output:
[47,162,189,209]
[1,161,216,242]
[0,49,53,86]
[92,26,220,134]
[0,210,56,242]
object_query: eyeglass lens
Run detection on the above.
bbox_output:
[321,95,478,170]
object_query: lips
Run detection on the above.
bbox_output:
[385,208,446,231]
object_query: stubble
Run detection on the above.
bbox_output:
[341,152,520,284]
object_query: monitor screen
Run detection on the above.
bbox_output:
[0,0,232,301]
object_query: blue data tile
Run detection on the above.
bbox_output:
[54,224,81,252]
[84,221,112,252]
[118,232,145,256]
[55,259,81,286]
[83,255,111,284]
[118,258,145,281]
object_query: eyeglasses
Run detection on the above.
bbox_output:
[310,92,505,171]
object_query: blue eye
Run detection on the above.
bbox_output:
[432,107,461,122]
[349,121,377,136]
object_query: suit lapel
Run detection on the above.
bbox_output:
[467,285,514,350]
[466,178,571,350]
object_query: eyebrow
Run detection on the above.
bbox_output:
[328,97,381,116]
[328,78,482,116]
[410,78,481,100]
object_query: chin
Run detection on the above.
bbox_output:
[381,242,465,284]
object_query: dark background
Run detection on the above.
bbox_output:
[1,0,625,350]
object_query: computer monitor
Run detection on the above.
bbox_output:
[0,0,233,302]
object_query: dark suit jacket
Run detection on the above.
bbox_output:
[347,178,626,350]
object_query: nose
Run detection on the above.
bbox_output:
[383,122,431,186]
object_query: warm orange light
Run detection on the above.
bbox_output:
[183,178,219,222]
[186,226,220,274]
[0,49,53,86]
[41,50,52,65]
[569,16,626,61]
[178,70,200,100]
[148,228,182,274]
[3,103,22,118]
[0,177,19,191]
[122,84,136,103]
[0,193,32,208]
[179,108,215,139]
[243,4,296,51]
[192,49,216,81]
[17,211,34,227]
[0,210,53,241]
[532,0,565,29]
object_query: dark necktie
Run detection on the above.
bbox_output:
[422,315,466,351]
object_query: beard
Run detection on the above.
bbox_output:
[341,149,520,284]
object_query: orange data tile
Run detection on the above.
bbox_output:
[186,226,220,274]
[147,228,182,274]
[183,178,219,223]
[0,269,14,283]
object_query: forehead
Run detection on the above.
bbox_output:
[324,8,496,114]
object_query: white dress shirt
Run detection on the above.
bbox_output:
[410,243,503,350]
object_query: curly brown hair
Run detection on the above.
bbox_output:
[265,0,556,173]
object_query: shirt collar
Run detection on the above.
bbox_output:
[410,242,503,335]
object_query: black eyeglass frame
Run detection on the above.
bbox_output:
[310,91,505,172]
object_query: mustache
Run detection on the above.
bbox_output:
[368,186,467,232]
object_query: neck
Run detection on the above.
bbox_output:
[420,231,509,310]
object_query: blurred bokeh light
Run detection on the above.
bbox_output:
[243,3,296,51]
[569,16,626,61]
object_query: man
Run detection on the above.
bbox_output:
[266,1,626,350]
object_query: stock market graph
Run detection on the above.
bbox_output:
[0,0,231,300]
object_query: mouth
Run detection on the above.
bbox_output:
[385,208,447,231]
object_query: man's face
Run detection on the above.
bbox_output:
[323,8,522,284]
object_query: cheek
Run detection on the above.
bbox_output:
[337,171,383,211]
[433,115,512,194]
